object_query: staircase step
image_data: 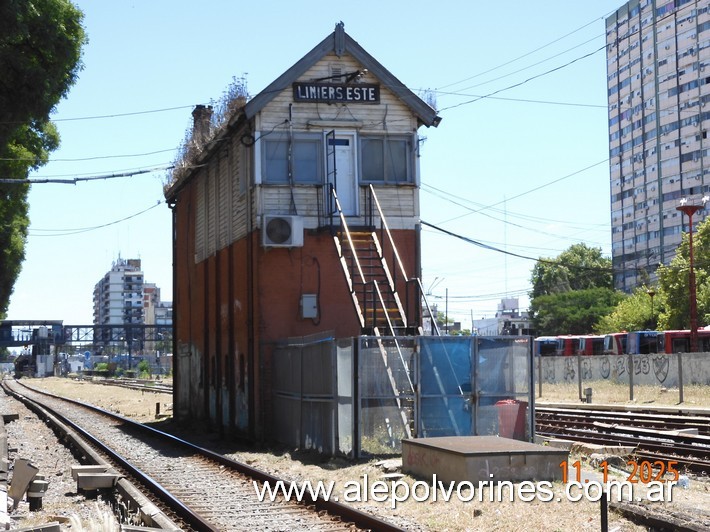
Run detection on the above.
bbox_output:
[334,225,411,337]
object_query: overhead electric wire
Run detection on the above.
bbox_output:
[429,288,532,301]
[0,165,173,184]
[438,44,607,114]
[422,220,617,273]
[431,158,609,225]
[0,148,177,163]
[14,164,174,179]
[451,33,605,94]
[421,202,609,251]
[437,11,609,90]
[0,104,196,125]
[29,200,164,236]
[435,7,681,114]
[429,92,607,109]
[421,182,609,230]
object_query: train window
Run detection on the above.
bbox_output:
[637,333,658,354]
[672,338,689,353]
[592,338,604,355]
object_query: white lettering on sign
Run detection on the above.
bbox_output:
[293,83,379,103]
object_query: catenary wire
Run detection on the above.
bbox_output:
[29,201,164,236]
[436,13,607,90]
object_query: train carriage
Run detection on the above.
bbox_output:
[659,329,710,353]
[603,332,627,355]
[576,335,605,356]
[533,336,558,356]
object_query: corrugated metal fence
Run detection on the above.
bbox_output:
[272,335,533,457]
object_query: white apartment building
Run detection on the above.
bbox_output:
[93,258,145,328]
[607,0,710,291]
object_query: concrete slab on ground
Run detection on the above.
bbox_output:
[402,435,568,484]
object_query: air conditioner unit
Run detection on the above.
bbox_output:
[262,215,304,248]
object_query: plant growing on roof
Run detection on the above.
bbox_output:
[165,74,250,190]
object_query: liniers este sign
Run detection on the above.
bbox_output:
[292,82,380,104]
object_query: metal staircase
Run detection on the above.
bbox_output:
[335,230,408,335]
[328,185,463,441]
[328,185,416,335]
[329,185,422,438]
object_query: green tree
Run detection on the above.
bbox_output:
[0,1,86,318]
[656,216,710,330]
[530,287,624,335]
[529,244,616,334]
[595,286,660,333]
[530,243,612,299]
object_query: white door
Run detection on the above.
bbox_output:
[327,133,358,216]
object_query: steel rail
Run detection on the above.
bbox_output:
[536,406,710,474]
[536,424,710,474]
[536,405,710,435]
[6,379,405,532]
[2,380,209,531]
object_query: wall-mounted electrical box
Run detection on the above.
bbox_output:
[301,294,318,319]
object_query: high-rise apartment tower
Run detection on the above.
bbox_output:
[93,258,145,328]
[607,0,710,291]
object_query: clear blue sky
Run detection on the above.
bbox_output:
[7,0,624,330]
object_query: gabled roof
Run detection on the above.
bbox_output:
[165,23,441,202]
[244,22,441,128]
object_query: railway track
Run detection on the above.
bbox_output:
[2,379,404,531]
[96,377,173,395]
[77,379,710,474]
[536,404,710,475]
[92,379,710,474]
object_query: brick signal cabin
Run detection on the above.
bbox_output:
[164,22,441,439]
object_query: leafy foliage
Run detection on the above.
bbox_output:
[0,1,86,318]
[594,287,658,333]
[530,243,612,299]
[529,244,616,334]
[137,359,150,378]
[530,287,624,335]
[656,216,710,330]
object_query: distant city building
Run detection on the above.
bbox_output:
[472,298,532,336]
[606,0,710,291]
[92,258,172,345]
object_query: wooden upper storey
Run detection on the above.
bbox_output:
[165,23,440,262]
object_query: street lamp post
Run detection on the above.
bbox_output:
[646,288,656,330]
[676,200,705,353]
[127,337,132,371]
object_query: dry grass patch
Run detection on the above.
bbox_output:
[537,380,710,407]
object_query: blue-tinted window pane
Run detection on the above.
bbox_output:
[362,138,384,181]
[388,139,408,182]
[264,140,288,183]
[293,140,321,183]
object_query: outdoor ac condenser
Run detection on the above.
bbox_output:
[262,215,304,248]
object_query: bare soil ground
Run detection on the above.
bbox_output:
[24,377,710,532]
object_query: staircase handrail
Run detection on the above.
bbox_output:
[332,188,366,285]
[368,184,408,282]
[415,278,441,336]
[372,280,415,394]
